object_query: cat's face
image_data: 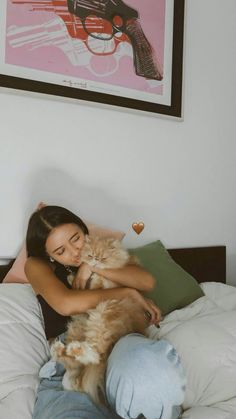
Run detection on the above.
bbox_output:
[80,236,129,269]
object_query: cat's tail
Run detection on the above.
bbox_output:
[78,362,106,405]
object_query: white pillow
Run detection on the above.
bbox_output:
[0,284,50,403]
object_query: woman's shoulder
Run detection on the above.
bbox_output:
[25,257,67,299]
[25,257,56,291]
[25,256,55,272]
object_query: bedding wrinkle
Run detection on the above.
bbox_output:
[0,283,50,413]
[151,282,236,412]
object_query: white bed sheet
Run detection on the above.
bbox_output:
[0,387,36,419]
[148,282,236,419]
[1,282,236,419]
[0,284,50,418]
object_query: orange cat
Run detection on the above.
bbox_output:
[50,236,148,404]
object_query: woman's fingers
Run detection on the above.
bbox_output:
[71,278,78,289]
[142,301,155,324]
[130,291,161,325]
[78,276,89,290]
[145,299,162,325]
[152,305,162,324]
[75,263,92,290]
[37,202,47,210]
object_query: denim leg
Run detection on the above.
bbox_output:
[34,332,120,419]
[106,334,186,419]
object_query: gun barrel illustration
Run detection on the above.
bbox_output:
[67,0,163,80]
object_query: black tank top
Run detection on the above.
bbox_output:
[37,263,76,340]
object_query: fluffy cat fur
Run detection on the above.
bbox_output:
[67,236,138,289]
[50,235,148,405]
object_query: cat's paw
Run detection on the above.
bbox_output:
[50,340,66,360]
[66,341,100,365]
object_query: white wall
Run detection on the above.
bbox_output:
[1,0,236,283]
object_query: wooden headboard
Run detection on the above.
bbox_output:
[0,245,226,284]
[168,246,226,284]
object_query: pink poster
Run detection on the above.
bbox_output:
[0,0,185,116]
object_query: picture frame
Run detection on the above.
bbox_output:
[0,0,185,118]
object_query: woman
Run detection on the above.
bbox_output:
[25,205,186,419]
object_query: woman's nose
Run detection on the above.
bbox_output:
[69,243,80,256]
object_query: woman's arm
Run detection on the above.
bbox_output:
[91,264,155,291]
[25,257,159,323]
[75,261,155,292]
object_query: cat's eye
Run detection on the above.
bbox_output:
[88,255,93,259]
[101,258,107,261]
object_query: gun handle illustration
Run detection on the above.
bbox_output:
[125,19,163,81]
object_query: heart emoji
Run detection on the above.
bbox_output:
[132,222,145,235]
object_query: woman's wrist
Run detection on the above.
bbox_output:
[90,265,101,274]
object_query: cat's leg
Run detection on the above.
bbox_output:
[50,340,81,369]
[65,313,100,364]
[62,366,81,391]
[69,300,146,404]
[66,341,100,365]
[62,371,74,390]
[50,340,66,361]
[76,362,106,404]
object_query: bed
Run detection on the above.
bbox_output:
[2,244,236,419]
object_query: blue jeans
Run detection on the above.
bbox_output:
[106,334,186,419]
[33,333,186,419]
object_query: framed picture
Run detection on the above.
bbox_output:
[0,0,185,117]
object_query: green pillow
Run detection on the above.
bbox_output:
[128,240,204,315]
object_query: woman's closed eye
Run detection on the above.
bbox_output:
[57,248,65,256]
[72,235,80,242]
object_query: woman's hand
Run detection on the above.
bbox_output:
[37,202,47,210]
[144,298,162,326]
[129,290,162,326]
[72,262,92,290]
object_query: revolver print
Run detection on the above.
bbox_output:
[67,0,163,80]
[11,0,163,80]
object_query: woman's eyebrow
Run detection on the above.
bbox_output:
[69,232,79,241]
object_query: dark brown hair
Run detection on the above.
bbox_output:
[26,206,89,260]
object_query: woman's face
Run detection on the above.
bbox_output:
[45,223,86,267]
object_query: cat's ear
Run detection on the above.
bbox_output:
[108,238,121,248]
